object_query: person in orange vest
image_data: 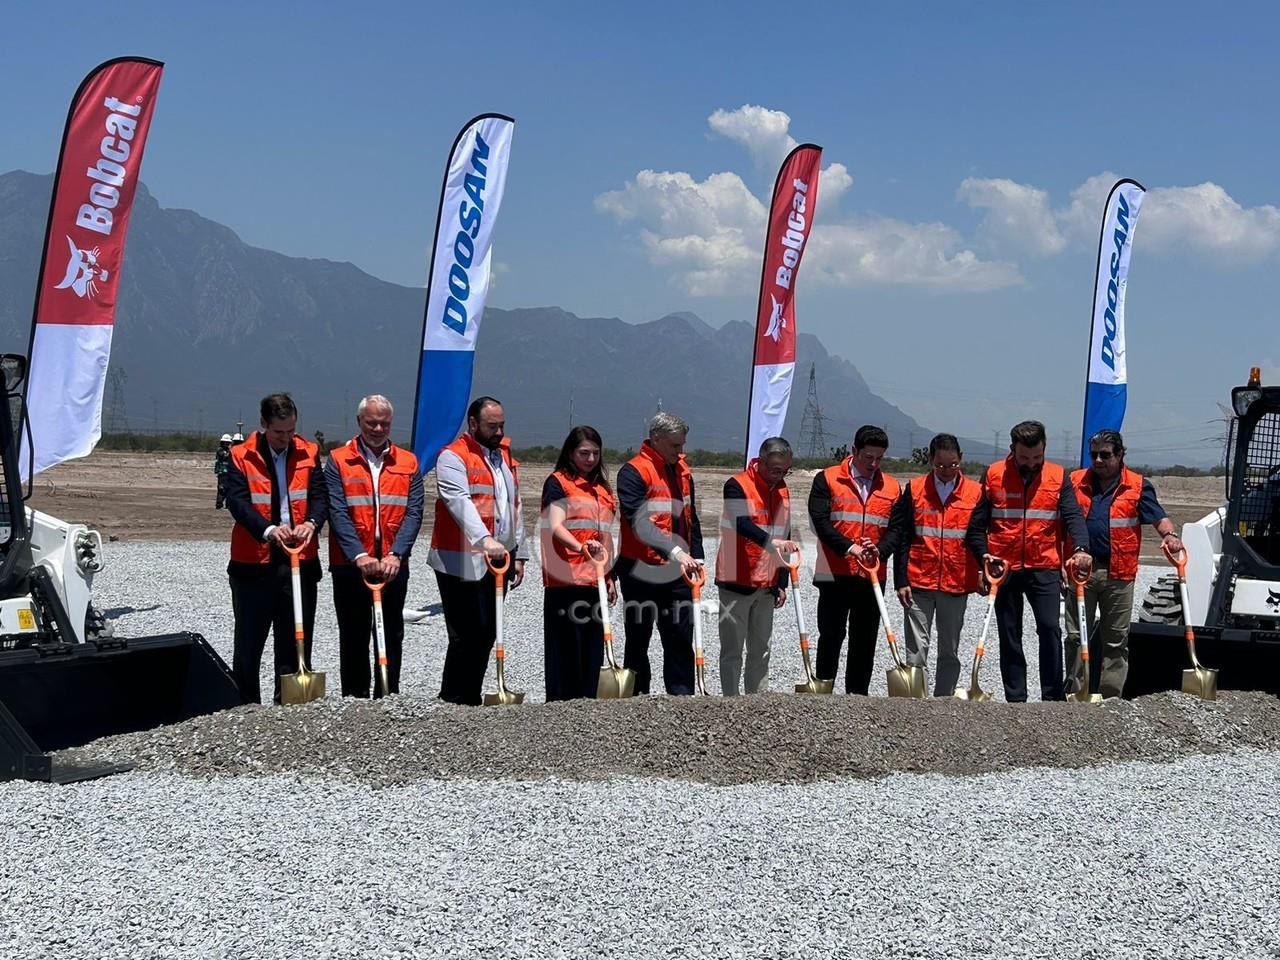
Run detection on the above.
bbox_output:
[616,412,704,696]
[540,425,617,701]
[714,437,800,696]
[224,394,328,704]
[887,433,980,697]
[1064,429,1181,698]
[965,420,1091,702]
[429,396,529,705]
[809,425,900,694]
[326,394,424,698]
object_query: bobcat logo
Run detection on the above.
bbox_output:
[1268,588,1280,611]
[54,236,110,299]
[763,294,785,342]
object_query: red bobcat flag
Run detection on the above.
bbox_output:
[745,144,822,464]
[23,57,164,478]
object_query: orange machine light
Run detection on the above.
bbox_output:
[1249,366,1262,387]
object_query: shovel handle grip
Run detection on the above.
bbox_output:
[779,547,803,585]
[854,548,880,577]
[584,541,611,575]
[681,563,706,595]
[983,555,1008,587]
[485,549,511,577]
[1162,541,1188,577]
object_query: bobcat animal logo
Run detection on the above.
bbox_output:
[1267,588,1280,611]
[54,236,110,299]
[763,294,785,342]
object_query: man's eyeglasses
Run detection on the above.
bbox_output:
[1090,450,1116,461]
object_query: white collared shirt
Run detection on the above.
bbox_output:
[359,439,388,550]
[270,444,290,524]
[933,474,957,503]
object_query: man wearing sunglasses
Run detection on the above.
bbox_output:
[1064,430,1181,699]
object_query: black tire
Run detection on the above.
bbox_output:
[1138,574,1182,624]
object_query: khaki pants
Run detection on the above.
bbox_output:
[718,587,775,696]
[1063,564,1135,699]
[902,589,969,697]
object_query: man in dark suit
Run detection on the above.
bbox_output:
[224,394,328,704]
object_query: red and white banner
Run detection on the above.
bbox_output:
[745,144,822,464]
[23,57,164,478]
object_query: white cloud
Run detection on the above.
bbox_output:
[1140,183,1280,261]
[966,170,1280,263]
[707,105,796,171]
[957,177,1066,257]
[820,162,853,203]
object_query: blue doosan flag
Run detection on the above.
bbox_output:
[411,114,514,473]
[1081,178,1144,467]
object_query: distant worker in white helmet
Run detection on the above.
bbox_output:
[214,433,233,509]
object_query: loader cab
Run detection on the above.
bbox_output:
[1216,375,1280,625]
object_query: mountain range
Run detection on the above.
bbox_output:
[0,169,933,456]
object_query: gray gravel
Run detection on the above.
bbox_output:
[93,538,1168,704]
[3,752,1278,959]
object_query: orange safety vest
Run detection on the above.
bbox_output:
[984,456,1065,571]
[540,469,616,587]
[1069,467,1143,581]
[815,461,900,582]
[714,462,790,589]
[619,441,693,566]
[229,434,320,563]
[904,473,980,594]
[329,438,420,566]
[429,433,521,562]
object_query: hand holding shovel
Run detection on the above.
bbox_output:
[681,563,709,696]
[279,541,326,705]
[1065,557,1102,703]
[855,548,925,698]
[483,549,525,706]
[955,556,1005,701]
[588,543,634,699]
[780,548,833,694]
[1163,541,1218,700]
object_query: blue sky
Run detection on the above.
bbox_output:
[8,0,1279,463]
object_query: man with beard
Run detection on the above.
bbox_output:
[966,420,1091,702]
[429,396,529,705]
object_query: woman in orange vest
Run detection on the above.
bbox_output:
[887,434,980,696]
[540,425,617,700]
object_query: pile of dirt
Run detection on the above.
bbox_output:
[58,690,1280,786]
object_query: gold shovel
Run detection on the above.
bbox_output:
[590,546,635,699]
[781,549,833,694]
[1164,542,1218,701]
[955,556,1006,702]
[681,563,710,696]
[483,549,525,706]
[364,570,392,698]
[1065,558,1102,704]
[856,550,925,698]
[279,541,326,705]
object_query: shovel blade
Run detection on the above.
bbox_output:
[1182,667,1219,701]
[1065,690,1103,704]
[483,690,526,706]
[886,665,926,699]
[794,678,835,694]
[953,685,992,702]
[597,665,636,700]
[279,670,326,706]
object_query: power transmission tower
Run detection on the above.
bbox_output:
[798,363,830,459]
[105,366,128,434]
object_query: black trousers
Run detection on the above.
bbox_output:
[619,571,695,696]
[332,565,408,699]
[814,574,883,695]
[544,585,605,701]
[229,560,318,704]
[994,567,1064,702]
[437,569,514,706]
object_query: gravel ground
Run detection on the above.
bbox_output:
[4,752,1279,959]
[92,538,1170,705]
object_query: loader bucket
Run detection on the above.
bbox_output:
[1125,622,1280,698]
[0,632,243,783]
